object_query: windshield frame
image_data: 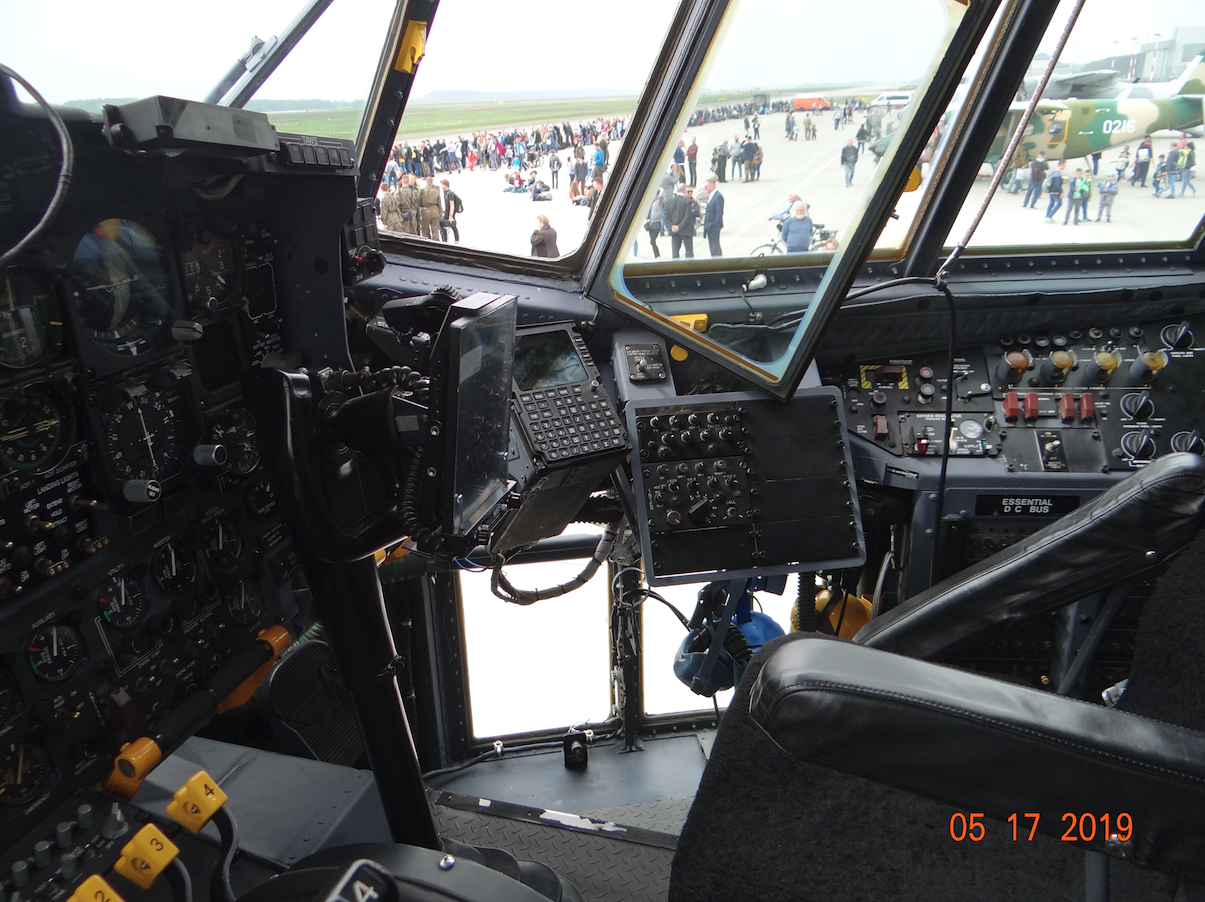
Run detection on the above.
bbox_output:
[583,0,1009,399]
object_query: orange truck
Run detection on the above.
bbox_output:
[793,94,831,110]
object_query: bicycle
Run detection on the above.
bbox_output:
[748,222,837,256]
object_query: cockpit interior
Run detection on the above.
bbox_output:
[3,0,1205,900]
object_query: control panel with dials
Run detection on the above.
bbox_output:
[821,315,1205,474]
[0,100,355,853]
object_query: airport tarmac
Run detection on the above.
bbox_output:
[385,110,1204,266]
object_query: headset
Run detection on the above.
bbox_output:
[673,576,786,697]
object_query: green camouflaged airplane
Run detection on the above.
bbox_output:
[872,55,1205,166]
[995,54,1205,167]
[997,95,1205,167]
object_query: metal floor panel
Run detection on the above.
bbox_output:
[432,794,675,902]
[576,800,693,836]
[425,733,709,812]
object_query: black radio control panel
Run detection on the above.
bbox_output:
[629,388,865,586]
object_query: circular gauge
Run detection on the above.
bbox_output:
[153,541,197,595]
[100,383,194,481]
[0,389,71,473]
[70,219,173,355]
[0,269,60,369]
[209,406,260,476]
[26,623,84,682]
[223,579,264,625]
[201,516,243,571]
[97,575,148,629]
[182,232,240,312]
[0,740,50,807]
[0,670,19,723]
[243,470,278,520]
[958,419,984,440]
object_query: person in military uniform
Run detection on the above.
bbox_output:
[418,176,442,240]
[397,174,420,235]
[379,181,403,232]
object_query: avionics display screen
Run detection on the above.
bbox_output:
[513,330,588,391]
[449,296,516,535]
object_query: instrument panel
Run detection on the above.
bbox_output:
[823,313,1205,474]
[0,110,346,851]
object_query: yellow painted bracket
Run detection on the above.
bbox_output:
[105,736,163,801]
[216,625,291,714]
[166,770,228,834]
[69,875,124,902]
[671,313,709,333]
[394,21,427,74]
[114,824,179,890]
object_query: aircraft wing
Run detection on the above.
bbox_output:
[1035,68,1121,100]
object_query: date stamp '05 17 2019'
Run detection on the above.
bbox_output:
[949,812,1133,843]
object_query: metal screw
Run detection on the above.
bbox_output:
[439,855,455,871]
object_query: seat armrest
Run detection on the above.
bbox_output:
[854,452,1205,659]
[751,635,1205,881]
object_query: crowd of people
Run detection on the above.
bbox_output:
[375,98,894,260]
[1011,133,1198,226]
[383,117,626,182]
[377,114,628,248]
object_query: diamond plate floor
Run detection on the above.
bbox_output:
[575,799,693,836]
[433,797,675,902]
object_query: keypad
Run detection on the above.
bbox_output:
[518,386,625,462]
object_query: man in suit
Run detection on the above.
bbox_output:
[702,177,724,257]
[666,184,698,259]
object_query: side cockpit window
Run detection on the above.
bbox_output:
[944,0,1205,250]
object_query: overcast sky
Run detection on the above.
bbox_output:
[2,0,1203,106]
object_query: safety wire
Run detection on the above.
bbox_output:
[0,65,74,268]
[937,0,1089,277]
[924,0,1087,575]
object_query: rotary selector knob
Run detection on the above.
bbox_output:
[1128,349,1169,384]
[1162,321,1194,350]
[1121,431,1158,460]
[1171,430,1205,455]
[1119,393,1155,420]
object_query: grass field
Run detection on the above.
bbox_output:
[266,96,639,142]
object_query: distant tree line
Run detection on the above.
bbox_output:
[62,98,363,114]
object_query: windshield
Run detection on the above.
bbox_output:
[0,0,395,140]
[375,0,678,259]
[601,0,969,393]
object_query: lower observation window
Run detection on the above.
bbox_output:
[459,539,611,738]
